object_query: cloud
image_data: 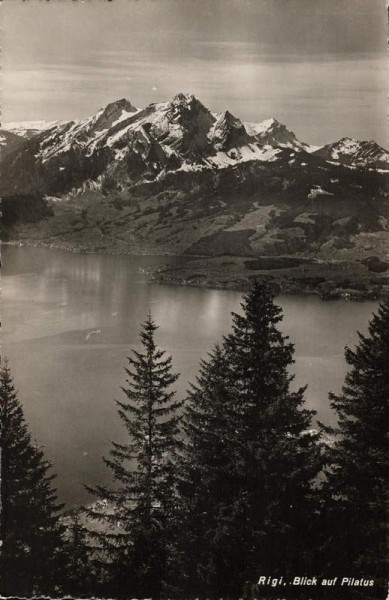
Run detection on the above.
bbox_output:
[2,42,386,147]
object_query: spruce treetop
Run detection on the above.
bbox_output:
[0,361,65,597]
[321,301,389,590]
[85,313,182,598]
[180,281,322,596]
[224,281,314,434]
[326,301,389,477]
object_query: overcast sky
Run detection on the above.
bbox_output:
[2,0,387,146]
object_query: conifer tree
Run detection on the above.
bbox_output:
[180,344,241,597]
[0,361,65,596]
[86,313,182,599]
[181,282,322,597]
[321,301,389,598]
[62,509,93,596]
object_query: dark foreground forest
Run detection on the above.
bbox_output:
[0,282,387,600]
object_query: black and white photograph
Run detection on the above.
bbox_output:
[0,1,388,598]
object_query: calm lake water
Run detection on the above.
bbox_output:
[1,245,378,507]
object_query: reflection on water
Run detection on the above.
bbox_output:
[1,245,378,507]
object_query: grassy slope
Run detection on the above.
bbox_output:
[7,156,389,298]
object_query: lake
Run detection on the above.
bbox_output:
[1,245,378,507]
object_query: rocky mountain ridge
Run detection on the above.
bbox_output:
[2,93,387,198]
[314,137,389,171]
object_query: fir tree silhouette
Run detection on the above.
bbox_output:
[85,313,182,598]
[321,301,389,599]
[0,361,65,596]
[181,282,322,597]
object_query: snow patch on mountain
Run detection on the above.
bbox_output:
[308,186,334,200]
[305,145,322,153]
[205,144,281,169]
[111,108,139,128]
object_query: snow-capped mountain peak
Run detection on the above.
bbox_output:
[0,94,315,196]
[2,92,387,199]
[169,92,201,109]
[92,98,138,132]
[244,117,309,151]
[209,110,251,151]
[314,137,389,170]
[245,117,278,136]
[166,93,212,124]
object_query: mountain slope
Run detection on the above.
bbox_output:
[8,149,387,257]
[0,130,26,158]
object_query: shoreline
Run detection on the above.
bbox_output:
[3,239,388,302]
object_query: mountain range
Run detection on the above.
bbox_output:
[1,93,388,298]
[1,93,388,195]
